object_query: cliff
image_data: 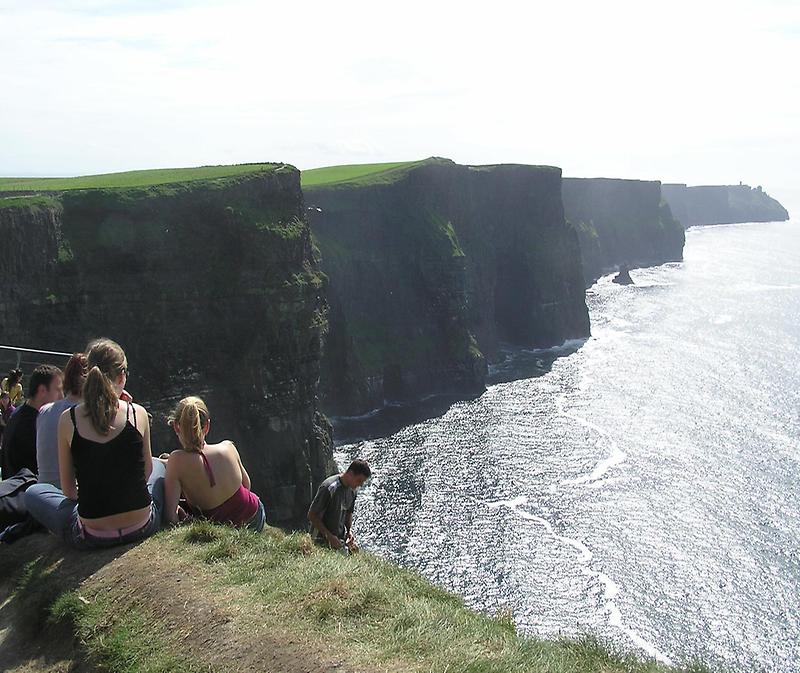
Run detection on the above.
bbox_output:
[562,178,685,286]
[661,183,790,227]
[0,166,333,528]
[304,159,589,417]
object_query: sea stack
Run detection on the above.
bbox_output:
[613,265,634,285]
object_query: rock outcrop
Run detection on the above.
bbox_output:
[562,177,685,286]
[612,266,634,285]
[0,167,333,528]
[661,183,790,227]
[305,158,590,417]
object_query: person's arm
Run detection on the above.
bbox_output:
[163,453,183,525]
[229,441,251,489]
[345,510,354,540]
[308,510,342,549]
[135,404,153,481]
[307,485,341,549]
[57,410,78,501]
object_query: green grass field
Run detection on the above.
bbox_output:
[301,160,430,188]
[0,163,283,193]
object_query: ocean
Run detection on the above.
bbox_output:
[335,219,800,671]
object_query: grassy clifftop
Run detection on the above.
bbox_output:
[0,163,284,194]
[1,523,712,673]
[302,158,447,189]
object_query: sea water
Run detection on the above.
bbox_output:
[335,220,800,671]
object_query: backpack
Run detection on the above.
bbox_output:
[0,468,37,529]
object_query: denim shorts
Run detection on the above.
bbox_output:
[245,499,266,533]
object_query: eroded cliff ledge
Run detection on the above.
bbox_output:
[562,177,686,286]
[661,183,790,227]
[0,166,333,528]
[304,159,590,417]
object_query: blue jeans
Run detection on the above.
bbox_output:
[246,499,266,533]
[25,459,166,550]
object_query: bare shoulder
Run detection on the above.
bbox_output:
[166,449,190,468]
[131,401,148,417]
[58,406,74,426]
[223,439,240,456]
[208,439,239,456]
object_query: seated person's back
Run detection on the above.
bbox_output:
[163,396,264,531]
[170,439,248,511]
[24,338,167,550]
[36,353,87,488]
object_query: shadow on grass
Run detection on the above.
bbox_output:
[0,532,143,672]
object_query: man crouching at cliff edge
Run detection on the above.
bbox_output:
[308,459,371,553]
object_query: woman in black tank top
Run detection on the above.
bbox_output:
[25,338,167,549]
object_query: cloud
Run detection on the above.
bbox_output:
[0,0,797,203]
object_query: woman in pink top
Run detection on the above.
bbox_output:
[162,396,265,531]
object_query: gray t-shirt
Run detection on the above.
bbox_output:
[36,398,78,488]
[309,474,356,541]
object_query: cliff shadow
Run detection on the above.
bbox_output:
[330,339,587,445]
[330,391,484,446]
[486,339,586,386]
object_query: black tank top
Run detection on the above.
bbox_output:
[70,403,151,519]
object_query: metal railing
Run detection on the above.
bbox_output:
[0,344,72,375]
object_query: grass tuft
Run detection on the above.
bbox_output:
[182,520,223,545]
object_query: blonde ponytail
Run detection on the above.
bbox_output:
[169,396,209,452]
[84,338,127,435]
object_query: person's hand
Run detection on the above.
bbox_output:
[346,532,359,553]
[327,534,343,550]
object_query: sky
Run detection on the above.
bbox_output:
[1,0,798,211]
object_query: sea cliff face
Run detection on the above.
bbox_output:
[562,178,685,286]
[305,159,590,417]
[0,169,333,528]
[661,183,790,227]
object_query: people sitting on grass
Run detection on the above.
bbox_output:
[0,365,63,478]
[25,338,165,549]
[1,369,24,406]
[308,459,371,553]
[36,353,87,488]
[161,396,265,532]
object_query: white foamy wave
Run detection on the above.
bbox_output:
[556,394,627,486]
[517,337,588,356]
[486,496,673,666]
